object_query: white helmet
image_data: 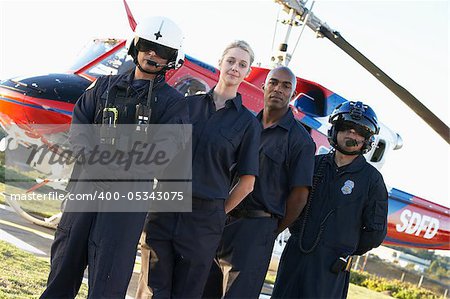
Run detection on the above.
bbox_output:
[128,16,184,69]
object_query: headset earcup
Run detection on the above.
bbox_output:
[327,126,338,149]
[364,136,375,154]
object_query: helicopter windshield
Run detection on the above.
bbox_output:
[69,39,133,78]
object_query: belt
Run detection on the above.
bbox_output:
[191,197,224,211]
[229,209,276,218]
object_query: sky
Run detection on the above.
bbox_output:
[0,0,449,209]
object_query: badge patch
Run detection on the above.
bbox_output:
[341,180,354,195]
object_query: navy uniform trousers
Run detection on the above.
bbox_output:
[41,71,187,298]
[41,206,147,298]
[144,197,226,299]
[202,215,278,298]
[271,234,351,299]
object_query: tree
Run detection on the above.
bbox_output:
[428,260,439,274]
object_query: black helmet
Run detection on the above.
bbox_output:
[327,101,380,155]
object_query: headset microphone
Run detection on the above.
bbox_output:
[137,60,169,75]
[345,139,359,147]
[145,60,167,68]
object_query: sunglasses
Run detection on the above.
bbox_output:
[136,39,176,60]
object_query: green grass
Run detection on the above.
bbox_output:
[1,163,61,193]
[348,284,394,299]
[0,239,393,299]
[0,240,88,298]
[0,163,65,219]
[265,272,394,298]
[0,181,63,219]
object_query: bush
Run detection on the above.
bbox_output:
[350,270,439,299]
[349,270,368,285]
[393,287,437,299]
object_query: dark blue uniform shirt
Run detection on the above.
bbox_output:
[68,70,188,186]
[295,152,388,255]
[72,70,187,125]
[187,89,261,201]
[239,108,315,217]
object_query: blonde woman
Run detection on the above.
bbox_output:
[137,40,261,298]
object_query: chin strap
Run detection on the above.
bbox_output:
[136,61,166,75]
[132,54,169,75]
[328,126,367,155]
[335,145,361,156]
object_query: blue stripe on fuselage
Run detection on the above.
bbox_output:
[384,236,446,248]
[185,55,217,73]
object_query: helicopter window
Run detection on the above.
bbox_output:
[370,139,386,163]
[70,39,122,71]
[116,58,135,75]
[294,90,325,117]
[325,94,347,116]
[86,47,130,78]
[317,146,331,155]
[173,76,210,97]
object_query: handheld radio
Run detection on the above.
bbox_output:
[135,79,153,133]
[100,75,119,145]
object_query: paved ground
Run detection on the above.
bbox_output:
[0,203,141,298]
[0,203,273,298]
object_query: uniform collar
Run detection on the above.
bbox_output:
[117,69,165,89]
[206,87,242,111]
[257,107,295,131]
[326,152,366,173]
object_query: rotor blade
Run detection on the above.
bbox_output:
[123,0,137,31]
[318,26,450,144]
[274,0,450,144]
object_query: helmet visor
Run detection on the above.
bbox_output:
[337,121,373,139]
[136,39,177,60]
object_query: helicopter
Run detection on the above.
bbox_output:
[0,0,448,250]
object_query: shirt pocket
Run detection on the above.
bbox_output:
[262,148,284,164]
[334,180,363,208]
[219,127,242,149]
[261,148,285,193]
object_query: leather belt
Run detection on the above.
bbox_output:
[230,209,275,218]
[191,197,224,211]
